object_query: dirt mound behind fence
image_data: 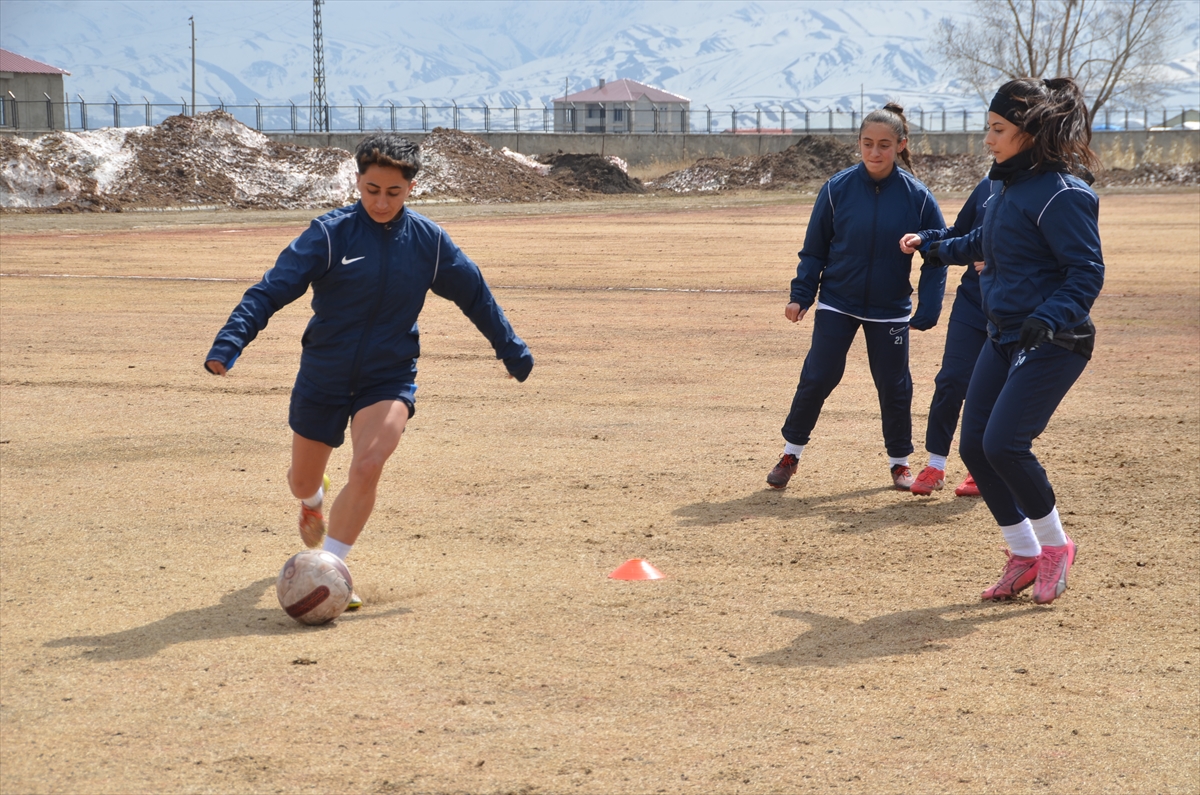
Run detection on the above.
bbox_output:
[653,147,1200,194]
[0,112,357,211]
[3,114,1197,212]
[537,152,645,194]
[649,136,861,193]
[0,117,597,211]
[417,128,584,203]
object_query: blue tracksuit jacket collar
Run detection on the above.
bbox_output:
[354,201,410,230]
[855,161,902,190]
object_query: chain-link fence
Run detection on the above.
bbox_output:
[1,95,1196,134]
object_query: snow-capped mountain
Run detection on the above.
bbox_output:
[1,0,1197,112]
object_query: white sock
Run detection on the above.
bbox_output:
[927,454,947,471]
[301,484,324,508]
[783,442,805,457]
[322,536,352,560]
[888,456,909,467]
[1029,506,1068,547]
[1000,519,1040,558]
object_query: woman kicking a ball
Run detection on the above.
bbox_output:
[767,103,946,492]
[205,133,533,609]
[906,78,1103,604]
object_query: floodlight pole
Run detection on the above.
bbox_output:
[313,0,329,132]
[189,16,195,115]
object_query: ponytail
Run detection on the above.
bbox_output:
[860,102,914,174]
[990,77,1099,173]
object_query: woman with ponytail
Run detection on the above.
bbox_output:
[767,103,947,492]
[904,78,1103,604]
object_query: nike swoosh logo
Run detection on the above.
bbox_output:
[341,256,365,265]
[889,326,907,335]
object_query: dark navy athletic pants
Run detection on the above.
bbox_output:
[925,316,989,457]
[959,339,1088,526]
[782,309,913,458]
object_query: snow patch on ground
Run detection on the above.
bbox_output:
[501,147,551,175]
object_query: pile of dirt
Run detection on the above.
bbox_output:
[909,154,993,193]
[651,146,1200,195]
[1092,161,1200,187]
[537,152,645,194]
[908,155,1200,192]
[649,136,859,193]
[0,112,358,211]
[0,117,589,212]
[415,128,583,203]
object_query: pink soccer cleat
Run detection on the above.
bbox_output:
[982,548,1040,600]
[1033,538,1077,605]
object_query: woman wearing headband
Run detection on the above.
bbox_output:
[904,77,1103,604]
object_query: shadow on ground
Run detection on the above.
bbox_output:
[676,486,980,532]
[45,577,411,661]
[750,602,1038,667]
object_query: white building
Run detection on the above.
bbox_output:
[553,78,690,133]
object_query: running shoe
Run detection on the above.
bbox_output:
[1032,537,1077,605]
[955,474,981,497]
[298,474,332,549]
[766,453,800,489]
[910,466,945,496]
[890,464,915,491]
[346,592,362,611]
[981,548,1040,600]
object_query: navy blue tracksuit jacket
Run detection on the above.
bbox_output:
[931,169,1103,346]
[791,162,946,321]
[207,202,533,397]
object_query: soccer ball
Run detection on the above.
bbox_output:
[276,550,354,625]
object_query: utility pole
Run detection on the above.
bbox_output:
[189,16,195,115]
[312,0,328,132]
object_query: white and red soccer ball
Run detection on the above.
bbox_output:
[276,550,353,625]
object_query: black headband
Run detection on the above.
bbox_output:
[989,79,1054,125]
[988,90,1025,125]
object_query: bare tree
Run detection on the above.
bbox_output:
[935,0,1186,118]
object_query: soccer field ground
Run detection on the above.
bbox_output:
[1,191,1196,794]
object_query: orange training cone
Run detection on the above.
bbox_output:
[608,558,666,580]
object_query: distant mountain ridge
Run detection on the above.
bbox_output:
[1,0,1196,112]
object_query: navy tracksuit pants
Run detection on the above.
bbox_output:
[958,339,1088,526]
[782,308,913,458]
[925,291,989,457]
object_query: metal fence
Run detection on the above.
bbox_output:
[1,95,1195,134]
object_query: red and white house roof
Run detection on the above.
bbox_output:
[559,78,688,104]
[0,49,71,76]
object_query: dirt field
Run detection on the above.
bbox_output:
[1,191,1197,795]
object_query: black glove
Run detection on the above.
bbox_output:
[1018,317,1053,350]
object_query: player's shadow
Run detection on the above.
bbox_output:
[44,577,410,662]
[675,487,978,533]
[749,602,1037,668]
